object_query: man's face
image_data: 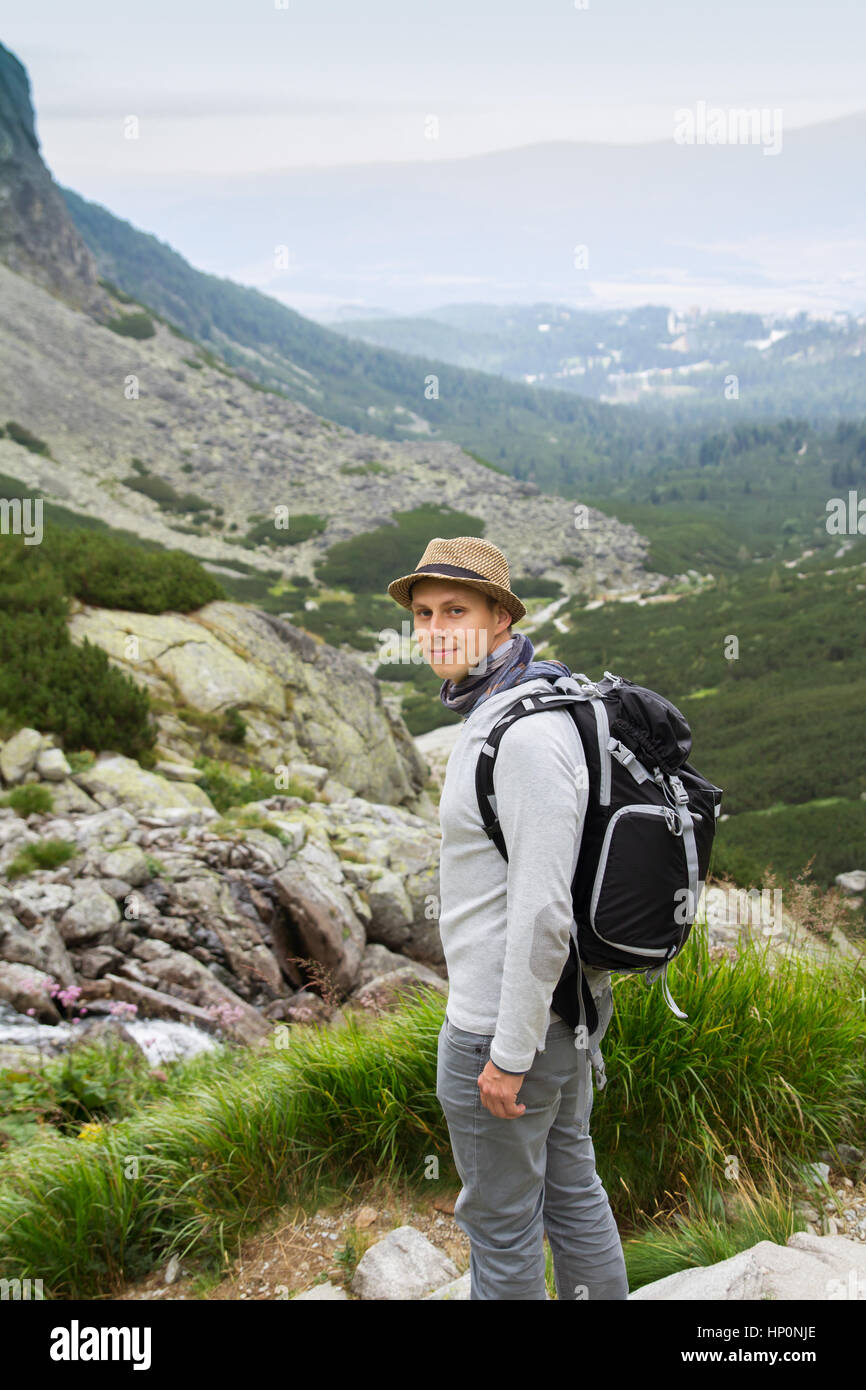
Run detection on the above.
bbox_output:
[410,579,512,681]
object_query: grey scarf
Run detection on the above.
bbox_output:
[439,631,570,720]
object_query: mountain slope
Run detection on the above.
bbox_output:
[59,185,680,495]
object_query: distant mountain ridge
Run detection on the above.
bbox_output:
[64,112,866,316]
[324,302,866,423]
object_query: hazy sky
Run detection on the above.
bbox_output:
[6,0,865,187]
[3,2,865,317]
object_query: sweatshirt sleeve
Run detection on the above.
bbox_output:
[488,708,588,1074]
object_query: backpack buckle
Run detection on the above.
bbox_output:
[668,775,690,805]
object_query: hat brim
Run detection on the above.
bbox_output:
[387,570,525,623]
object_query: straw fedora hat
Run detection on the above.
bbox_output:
[387,536,526,623]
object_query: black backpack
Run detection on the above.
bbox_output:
[474,670,723,1037]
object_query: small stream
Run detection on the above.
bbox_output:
[0,1001,221,1065]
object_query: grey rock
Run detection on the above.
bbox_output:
[272,858,366,995]
[350,1226,460,1300]
[0,960,62,1022]
[154,761,204,783]
[0,728,44,785]
[35,747,71,782]
[74,945,126,979]
[0,909,47,971]
[424,1272,472,1300]
[803,1161,831,1187]
[94,843,152,887]
[350,966,447,1015]
[58,882,121,944]
[629,1232,866,1300]
[291,1280,348,1301]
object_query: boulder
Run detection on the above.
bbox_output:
[0,960,61,1022]
[102,973,270,1045]
[67,601,431,813]
[350,1226,460,1300]
[28,920,77,986]
[424,1272,472,1300]
[292,1280,349,1301]
[93,842,152,886]
[36,779,101,814]
[4,880,74,923]
[35,747,71,782]
[166,874,285,996]
[628,1231,866,1300]
[0,818,39,872]
[0,728,44,785]
[58,882,121,945]
[348,966,447,1016]
[154,761,204,783]
[72,754,217,814]
[272,857,367,996]
[0,908,47,972]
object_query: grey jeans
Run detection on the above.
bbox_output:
[435,984,629,1300]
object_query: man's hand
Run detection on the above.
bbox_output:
[478,1059,526,1118]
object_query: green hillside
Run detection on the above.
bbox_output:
[327,302,866,424]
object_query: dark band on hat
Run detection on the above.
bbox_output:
[410,563,496,583]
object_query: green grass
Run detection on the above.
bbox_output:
[0,910,862,1299]
[0,784,55,816]
[190,756,315,814]
[619,1160,807,1292]
[4,838,79,877]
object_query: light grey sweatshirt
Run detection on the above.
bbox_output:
[438,676,610,1073]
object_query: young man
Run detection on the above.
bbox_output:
[387,536,628,1301]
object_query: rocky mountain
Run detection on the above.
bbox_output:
[0,43,112,321]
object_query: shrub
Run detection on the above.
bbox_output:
[220,708,247,745]
[45,524,226,613]
[121,472,213,515]
[4,421,50,456]
[0,784,54,816]
[5,839,78,877]
[191,757,304,814]
[0,523,214,758]
[245,514,328,547]
[105,312,156,340]
[511,574,564,599]
[314,504,484,592]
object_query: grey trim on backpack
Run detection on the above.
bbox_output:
[589,804,675,955]
[591,698,612,806]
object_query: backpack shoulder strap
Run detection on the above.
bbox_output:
[473,678,604,1037]
[474,688,585,860]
